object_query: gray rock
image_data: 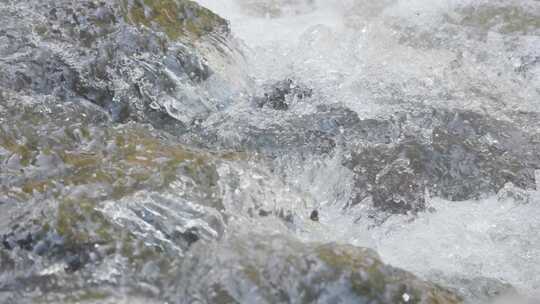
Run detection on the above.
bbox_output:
[253,78,313,110]
[169,234,461,304]
[344,107,540,213]
[0,0,230,129]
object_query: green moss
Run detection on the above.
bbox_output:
[56,198,114,246]
[80,127,91,140]
[22,180,51,194]
[121,0,228,40]
[3,112,226,201]
[61,152,101,168]
[33,289,111,304]
[317,244,378,270]
[317,244,461,304]
[67,290,110,303]
[0,136,36,167]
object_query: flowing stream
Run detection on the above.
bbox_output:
[193,0,540,300]
[1,0,540,303]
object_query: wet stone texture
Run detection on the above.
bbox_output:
[0,0,230,129]
[253,78,313,110]
[0,95,229,303]
[344,107,540,214]
[198,99,540,214]
[169,235,461,304]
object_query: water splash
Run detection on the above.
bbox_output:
[193,0,540,301]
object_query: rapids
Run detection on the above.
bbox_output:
[1,0,540,303]
[191,0,540,301]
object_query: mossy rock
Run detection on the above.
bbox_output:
[184,235,462,304]
[0,102,220,201]
[121,0,229,40]
[316,244,461,304]
[0,99,230,278]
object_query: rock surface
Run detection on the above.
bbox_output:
[0,0,232,130]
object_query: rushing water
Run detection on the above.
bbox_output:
[1,0,540,303]
[194,0,540,301]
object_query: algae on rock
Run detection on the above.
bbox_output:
[121,0,229,40]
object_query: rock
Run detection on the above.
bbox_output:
[253,78,312,110]
[2,233,34,251]
[345,141,428,213]
[0,0,232,130]
[171,235,462,303]
[344,107,540,213]
[428,272,519,304]
[179,227,200,246]
[196,99,540,215]
[198,104,357,156]
[258,209,271,217]
[122,0,229,40]
[497,182,531,204]
[310,209,319,221]
[0,95,226,280]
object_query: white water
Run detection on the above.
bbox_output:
[194,0,540,302]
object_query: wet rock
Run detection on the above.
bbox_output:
[2,233,34,251]
[179,227,200,246]
[173,235,462,303]
[122,0,229,40]
[429,272,519,304]
[64,254,88,273]
[200,104,357,156]
[310,209,319,221]
[0,96,231,287]
[497,182,531,204]
[345,107,540,213]
[254,79,313,110]
[258,209,271,217]
[309,210,319,222]
[0,0,232,130]
[372,155,427,214]
[345,141,428,213]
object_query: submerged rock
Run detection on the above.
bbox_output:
[344,107,540,213]
[197,104,357,156]
[171,235,462,303]
[427,271,520,304]
[310,209,319,221]
[497,182,532,205]
[253,78,313,110]
[204,98,540,214]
